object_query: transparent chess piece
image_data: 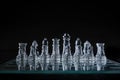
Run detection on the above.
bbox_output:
[83,41,94,64]
[89,46,95,64]
[73,38,83,71]
[39,38,50,70]
[81,61,95,71]
[28,40,39,70]
[62,61,70,71]
[95,43,107,66]
[62,33,72,71]
[51,38,60,70]
[96,60,105,71]
[73,61,79,71]
[16,43,28,70]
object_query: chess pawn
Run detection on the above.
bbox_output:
[39,38,50,64]
[95,43,107,65]
[16,43,28,70]
[28,40,39,70]
[51,38,60,70]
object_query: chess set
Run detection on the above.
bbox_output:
[16,33,107,71]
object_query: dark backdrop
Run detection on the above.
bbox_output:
[0,2,120,80]
[1,3,120,63]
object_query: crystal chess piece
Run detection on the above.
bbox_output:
[28,40,39,70]
[89,46,95,64]
[39,38,50,70]
[16,33,108,71]
[95,43,107,66]
[73,38,83,71]
[51,38,60,70]
[16,43,28,70]
[96,59,105,71]
[62,33,72,71]
[83,41,95,64]
[80,61,95,71]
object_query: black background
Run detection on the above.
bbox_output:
[0,2,120,80]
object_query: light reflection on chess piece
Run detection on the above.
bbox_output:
[40,62,49,71]
[16,43,28,70]
[62,61,72,71]
[51,38,60,70]
[28,40,39,70]
[62,33,72,71]
[96,60,106,71]
[39,38,50,63]
[62,47,73,71]
[51,62,60,71]
[82,41,95,64]
[96,43,107,66]
[73,38,82,71]
[39,38,50,70]
[74,61,79,71]
[82,41,90,62]
[73,38,82,62]
[16,33,107,72]
[79,61,94,71]
[89,46,95,65]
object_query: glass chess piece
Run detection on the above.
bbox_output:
[62,33,72,71]
[16,43,28,70]
[89,46,95,65]
[95,43,107,67]
[96,59,105,71]
[51,38,60,70]
[39,38,50,70]
[79,59,94,71]
[81,61,95,71]
[73,61,79,71]
[62,61,70,71]
[73,38,83,71]
[83,41,95,64]
[28,40,39,70]
[36,51,40,63]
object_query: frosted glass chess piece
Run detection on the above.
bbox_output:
[28,40,39,70]
[51,38,60,70]
[39,38,50,70]
[16,43,28,70]
[62,33,72,71]
[95,43,107,68]
[73,38,83,71]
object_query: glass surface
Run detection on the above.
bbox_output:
[0,59,120,74]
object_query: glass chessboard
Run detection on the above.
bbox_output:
[0,59,120,74]
[1,33,119,74]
